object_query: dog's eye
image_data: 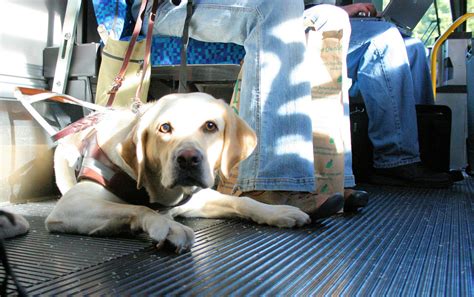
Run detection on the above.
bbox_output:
[158,123,172,134]
[204,121,218,132]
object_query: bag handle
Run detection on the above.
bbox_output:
[105,0,158,107]
[133,0,160,110]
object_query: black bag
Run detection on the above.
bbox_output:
[415,104,451,172]
[349,103,373,183]
[349,103,452,182]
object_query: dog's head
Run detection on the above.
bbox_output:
[119,93,256,193]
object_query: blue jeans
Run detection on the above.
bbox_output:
[133,1,355,191]
[404,37,435,105]
[347,20,432,168]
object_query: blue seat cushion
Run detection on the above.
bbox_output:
[151,36,245,66]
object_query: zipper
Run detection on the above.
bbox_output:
[103,51,144,75]
[102,51,144,64]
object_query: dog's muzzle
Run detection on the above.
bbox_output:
[172,148,207,188]
[177,148,203,170]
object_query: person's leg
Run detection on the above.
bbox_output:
[348,20,420,168]
[404,37,435,105]
[347,20,452,187]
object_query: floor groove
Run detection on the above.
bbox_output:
[1,179,472,295]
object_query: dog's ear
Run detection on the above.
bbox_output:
[119,124,148,189]
[220,102,257,179]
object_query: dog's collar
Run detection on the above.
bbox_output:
[146,193,193,212]
[76,130,192,211]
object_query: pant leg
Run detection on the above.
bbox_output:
[404,37,435,105]
[133,0,316,192]
[347,20,421,168]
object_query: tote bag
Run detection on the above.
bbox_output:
[95,0,158,108]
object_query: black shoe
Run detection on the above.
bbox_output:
[312,193,344,219]
[343,189,369,212]
[369,162,453,188]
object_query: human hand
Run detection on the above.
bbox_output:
[341,3,378,17]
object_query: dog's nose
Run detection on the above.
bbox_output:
[176,149,203,169]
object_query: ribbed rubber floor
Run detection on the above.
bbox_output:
[1,178,473,296]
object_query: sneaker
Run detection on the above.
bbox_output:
[369,162,453,188]
[242,191,344,219]
[343,189,369,212]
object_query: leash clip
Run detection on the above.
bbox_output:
[107,77,124,95]
[131,99,142,114]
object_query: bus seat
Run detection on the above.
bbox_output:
[92,0,245,90]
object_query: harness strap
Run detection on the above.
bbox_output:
[53,112,104,141]
[78,131,150,204]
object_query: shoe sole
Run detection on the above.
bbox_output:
[344,192,369,212]
[368,174,453,188]
[312,194,344,219]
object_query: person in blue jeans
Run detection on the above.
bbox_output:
[344,2,451,187]
[132,0,369,218]
[306,1,453,187]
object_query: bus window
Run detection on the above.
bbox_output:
[375,0,472,46]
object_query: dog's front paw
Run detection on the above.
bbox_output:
[166,221,195,254]
[146,215,194,254]
[260,205,311,228]
[146,215,171,242]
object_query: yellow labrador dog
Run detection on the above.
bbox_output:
[46,93,310,253]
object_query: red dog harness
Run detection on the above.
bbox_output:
[76,130,151,205]
[76,130,192,210]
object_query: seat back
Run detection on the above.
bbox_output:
[91,0,245,67]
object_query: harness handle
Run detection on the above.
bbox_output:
[15,87,107,141]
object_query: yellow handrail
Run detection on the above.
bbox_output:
[430,13,474,98]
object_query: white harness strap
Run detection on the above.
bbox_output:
[14,87,107,141]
